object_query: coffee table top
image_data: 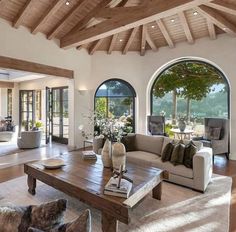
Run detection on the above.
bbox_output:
[24,151,163,224]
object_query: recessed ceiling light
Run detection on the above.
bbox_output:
[65,1,70,5]
[151,25,155,28]
[223,27,227,31]
[193,11,198,16]
[119,39,123,42]
[171,19,175,23]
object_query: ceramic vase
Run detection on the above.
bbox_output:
[101,139,112,168]
[178,119,186,132]
[112,142,126,171]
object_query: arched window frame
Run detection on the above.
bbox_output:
[94,78,136,132]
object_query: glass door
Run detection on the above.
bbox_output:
[19,90,34,131]
[51,87,69,144]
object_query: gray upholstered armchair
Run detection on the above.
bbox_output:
[147,115,168,136]
[17,131,42,149]
[193,118,229,162]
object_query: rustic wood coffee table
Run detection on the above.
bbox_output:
[24,152,163,232]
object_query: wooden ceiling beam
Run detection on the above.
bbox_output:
[196,5,236,36]
[140,25,147,56]
[146,32,158,52]
[13,0,35,28]
[0,81,14,89]
[207,19,216,39]
[122,27,138,54]
[0,0,8,9]
[156,19,174,48]
[178,11,194,44]
[108,34,118,54]
[47,0,89,40]
[116,0,129,7]
[89,39,104,55]
[68,0,113,35]
[61,0,214,49]
[205,0,236,16]
[31,0,64,35]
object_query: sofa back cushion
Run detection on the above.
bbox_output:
[135,134,164,155]
[121,134,136,152]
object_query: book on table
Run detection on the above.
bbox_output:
[104,177,133,198]
[82,150,97,160]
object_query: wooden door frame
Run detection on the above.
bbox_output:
[0,55,74,79]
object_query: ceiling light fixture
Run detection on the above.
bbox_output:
[119,39,123,42]
[193,11,198,16]
[65,0,70,6]
[151,25,155,28]
[223,27,227,31]
[171,19,175,23]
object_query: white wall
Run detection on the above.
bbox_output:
[89,35,236,159]
[0,19,92,148]
[0,88,7,117]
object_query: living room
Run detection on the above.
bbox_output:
[0,0,236,231]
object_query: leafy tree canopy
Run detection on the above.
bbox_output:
[152,62,226,101]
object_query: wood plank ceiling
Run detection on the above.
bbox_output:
[0,0,236,56]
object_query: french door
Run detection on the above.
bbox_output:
[19,90,34,131]
[45,86,69,144]
[20,90,42,132]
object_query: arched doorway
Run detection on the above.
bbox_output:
[94,78,136,133]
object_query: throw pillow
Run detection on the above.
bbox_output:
[149,122,164,135]
[183,141,198,169]
[205,126,221,140]
[0,199,67,232]
[170,141,185,166]
[28,209,91,232]
[161,141,175,162]
[121,134,136,152]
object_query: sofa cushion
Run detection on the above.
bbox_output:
[183,141,198,169]
[162,137,203,154]
[170,141,185,166]
[126,151,158,166]
[135,134,164,155]
[151,158,193,179]
[161,141,175,162]
[121,134,136,152]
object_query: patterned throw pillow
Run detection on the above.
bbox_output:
[170,141,185,166]
[161,141,175,162]
[0,199,67,232]
[121,134,136,152]
[28,209,91,232]
[183,141,198,169]
[205,126,221,140]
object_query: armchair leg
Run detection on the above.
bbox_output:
[225,153,229,160]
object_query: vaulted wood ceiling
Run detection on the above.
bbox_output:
[0,0,236,56]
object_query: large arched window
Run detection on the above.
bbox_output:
[150,60,229,127]
[95,79,136,132]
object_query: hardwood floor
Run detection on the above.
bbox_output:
[0,146,235,231]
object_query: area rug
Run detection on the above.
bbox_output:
[0,174,232,232]
[0,142,24,157]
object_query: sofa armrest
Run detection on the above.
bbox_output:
[193,147,213,192]
[93,137,104,154]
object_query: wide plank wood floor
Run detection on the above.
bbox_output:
[0,145,235,231]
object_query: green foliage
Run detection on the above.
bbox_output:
[165,123,174,138]
[153,61,225,101]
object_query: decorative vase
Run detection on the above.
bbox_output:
[178,119,186,132]
[101,139,112,168]
[112,142,126,171]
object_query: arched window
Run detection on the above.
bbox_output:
[150,60,229,126]
[95,79,136,132]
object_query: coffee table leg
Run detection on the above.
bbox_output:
[152,182,162,200]
[101,211,118,232]
[27,175,36,195]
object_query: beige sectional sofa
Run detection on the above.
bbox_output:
[93,134,213,192]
